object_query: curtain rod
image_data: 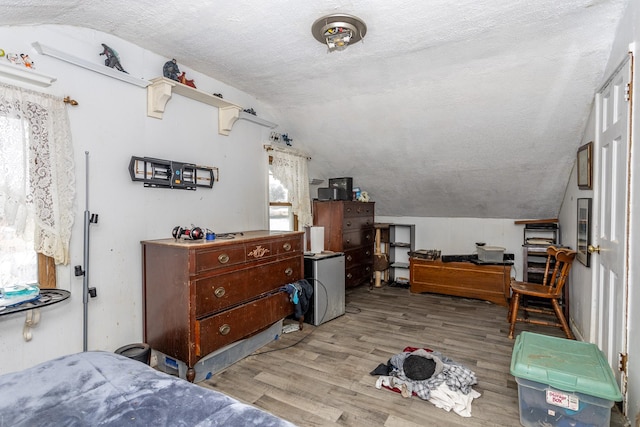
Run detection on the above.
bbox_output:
[263,144,311,160]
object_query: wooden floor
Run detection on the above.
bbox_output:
[201,284,627,427]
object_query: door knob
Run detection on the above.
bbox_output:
[588,244,601,254]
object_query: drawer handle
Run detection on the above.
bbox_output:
[219,324,231,335]
[365,266,371,273]
[346,273,353,279]
[285,267,293,276]
[365,233,371,241]
[218,253,230,264]
[366,250,371,256]
[282,242,292,251]
[347,255,353,262]
[345,238,351,244]
[214,287,226,298]
[346,221,352,227]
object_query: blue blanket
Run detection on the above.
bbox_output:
[0,351,296,427]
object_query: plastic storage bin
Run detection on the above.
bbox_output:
[476,245,505,262]
[510,332,622,427]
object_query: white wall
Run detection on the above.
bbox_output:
[0,25,276,374]
[558,108,595,342]
[376,215,526,280]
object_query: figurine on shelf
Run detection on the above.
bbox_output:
[99,43,127,73]
[163,58,180,81]
[6,53,22,65]
[212,93,223,98]
[20,54,34,69]
[281,133,293,146]
[177,71,196,88]
[243,108,257,116]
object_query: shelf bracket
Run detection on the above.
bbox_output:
[219,106,241,136]
[147,78,175,119]
[22,308,41,342]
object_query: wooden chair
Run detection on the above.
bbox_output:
[508,246,577,339]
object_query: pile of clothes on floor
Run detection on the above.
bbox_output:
[370,346,481,417]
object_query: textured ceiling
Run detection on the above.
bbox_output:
[0,0,629,218]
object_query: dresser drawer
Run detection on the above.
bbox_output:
[195,245,247,273]
[342,215,374,233]
[343,201,374,217]
[343,228,374,249]
[344,246,373,268]
[346,263,372,288]
[272,235,303,256]
[195,291,293,357]
[195,258,301,317]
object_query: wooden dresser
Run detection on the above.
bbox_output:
[312,201,375,288]
[410,258,511,306]
[141,230,303,381]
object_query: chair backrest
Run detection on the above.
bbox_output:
[541,246,577,296]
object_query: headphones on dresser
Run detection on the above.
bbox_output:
[172,225,204,240]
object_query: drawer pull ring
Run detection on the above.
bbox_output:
[347,255,353,261]
[285,267,293,276]
[219,324,231,335]
[218,253,230,264]
[346,221,352,227]
[214,287,226,298]
[283,242,291,251]
[347,273,353,279]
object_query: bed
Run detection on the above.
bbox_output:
[0,351,296,427]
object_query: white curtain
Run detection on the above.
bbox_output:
[0,83,75,265]
[270,146,312,228]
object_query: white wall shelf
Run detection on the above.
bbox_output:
[0,61,57,87]
[146,77,277,136]
[32,42,150,88]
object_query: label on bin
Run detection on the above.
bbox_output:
[546,389,579,410]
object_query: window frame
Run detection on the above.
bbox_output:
[38,253,57,288]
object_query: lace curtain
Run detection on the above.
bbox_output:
[0,83,75,265]
[270,146,312,228]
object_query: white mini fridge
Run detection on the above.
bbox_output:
[303,252,345,326]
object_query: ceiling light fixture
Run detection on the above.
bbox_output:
[311,14,367,52]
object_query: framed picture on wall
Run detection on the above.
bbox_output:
[577,142,593,189]
[576,198,592,267]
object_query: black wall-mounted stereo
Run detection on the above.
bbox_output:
[128,156,217,190]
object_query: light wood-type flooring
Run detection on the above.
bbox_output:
[201,284,627,427]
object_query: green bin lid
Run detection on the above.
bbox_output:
[510,332,622,401]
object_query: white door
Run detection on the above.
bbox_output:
[594,54,631,403]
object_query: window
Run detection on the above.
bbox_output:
[267,148,312,230]
[0,120,58,288]
[0,84,76,288]
[269,163,296,231]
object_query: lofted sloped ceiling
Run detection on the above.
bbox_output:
[0,0,629,218]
